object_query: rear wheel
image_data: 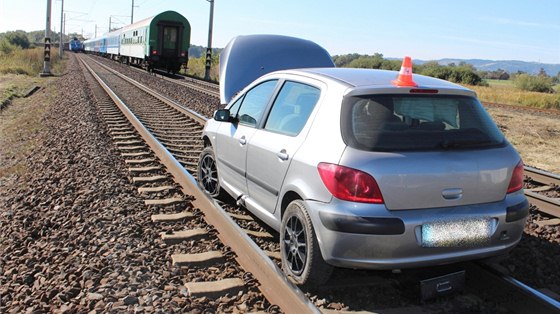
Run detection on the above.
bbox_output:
[280,200,333,287]
[197,146,224,199]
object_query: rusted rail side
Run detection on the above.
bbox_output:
[524,166,560,218]
[525,166,560,187]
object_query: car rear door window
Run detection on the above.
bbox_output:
[235,80,278,127]
[341,94,505,151]
[264,81,320,136]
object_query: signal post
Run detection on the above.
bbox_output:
[40,0,53,77]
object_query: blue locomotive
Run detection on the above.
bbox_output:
[69,37,83,52]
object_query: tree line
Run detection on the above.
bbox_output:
[2,29,557,94]
[0,30,85,55]
[333,53,559,93]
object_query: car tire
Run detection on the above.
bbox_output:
[280,199,333,287]
[197,146,225,199]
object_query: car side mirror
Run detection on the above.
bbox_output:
[214,109,231,122]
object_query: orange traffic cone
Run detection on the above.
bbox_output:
[392,56,418,87]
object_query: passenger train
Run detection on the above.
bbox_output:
[84,10,191,73]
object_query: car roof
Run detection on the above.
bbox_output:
[281,67,473,92]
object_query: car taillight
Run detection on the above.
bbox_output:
[507,161,524,193]
[317,162,384,204]
[152,50,157,55]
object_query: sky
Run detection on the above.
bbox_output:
[0,0,559,64]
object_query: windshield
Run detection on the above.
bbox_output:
[341,94,505,151]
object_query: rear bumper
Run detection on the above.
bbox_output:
[307,190,528,270]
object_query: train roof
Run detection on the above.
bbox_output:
[120,10,190,32]
[84,10,189,43]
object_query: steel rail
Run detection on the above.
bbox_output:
[471,262,560,314]
[85,55,209,125]
[524,191,560,218]
[110,57,221,99]
[78,56,320,314]
[524,166,560,187]
[523,167,560,218]
[167,73,220,98]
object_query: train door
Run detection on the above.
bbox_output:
[162,25,179,57]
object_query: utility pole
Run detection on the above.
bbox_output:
[59,0,64,57]
[41,0,53,76]
[109,16,111,32]
[131,0,134,24]
[204,0,214,81]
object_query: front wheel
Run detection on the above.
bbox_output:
[197,146,224,199]
[280,200,333,287]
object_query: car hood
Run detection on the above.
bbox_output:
[219,34,335,104]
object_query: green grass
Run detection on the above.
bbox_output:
[183,55,219,82]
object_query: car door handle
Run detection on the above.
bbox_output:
[277,150,289,161]
[238,136,247,145]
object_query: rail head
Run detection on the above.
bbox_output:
[524,166,560,186]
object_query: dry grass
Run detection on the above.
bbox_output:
[466,80,560,110]
[486,107,560,173]
[0,72,60,179]
[0,74,45,109]
[0,47,63,76]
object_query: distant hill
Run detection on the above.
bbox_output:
[414,58,560,76]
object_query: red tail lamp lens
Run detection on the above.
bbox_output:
[152,50,157,55]
[507,161,524,193]
[317,163,384,204]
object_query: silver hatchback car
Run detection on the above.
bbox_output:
[198,35,529,286]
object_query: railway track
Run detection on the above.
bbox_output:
[524,166,560,218]
[77,54,317,313]
[148,69,220,99]
[77,54,560,312]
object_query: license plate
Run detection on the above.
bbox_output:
[422,218,495,247]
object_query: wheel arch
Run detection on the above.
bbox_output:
[202,135,212,147]
[280,191,302,219]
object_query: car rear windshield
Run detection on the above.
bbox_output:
[341,94,505,151]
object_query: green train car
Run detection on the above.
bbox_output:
[85,10,191,73]
[121,10,191,73]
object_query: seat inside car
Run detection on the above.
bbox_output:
[278,93,319,135]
